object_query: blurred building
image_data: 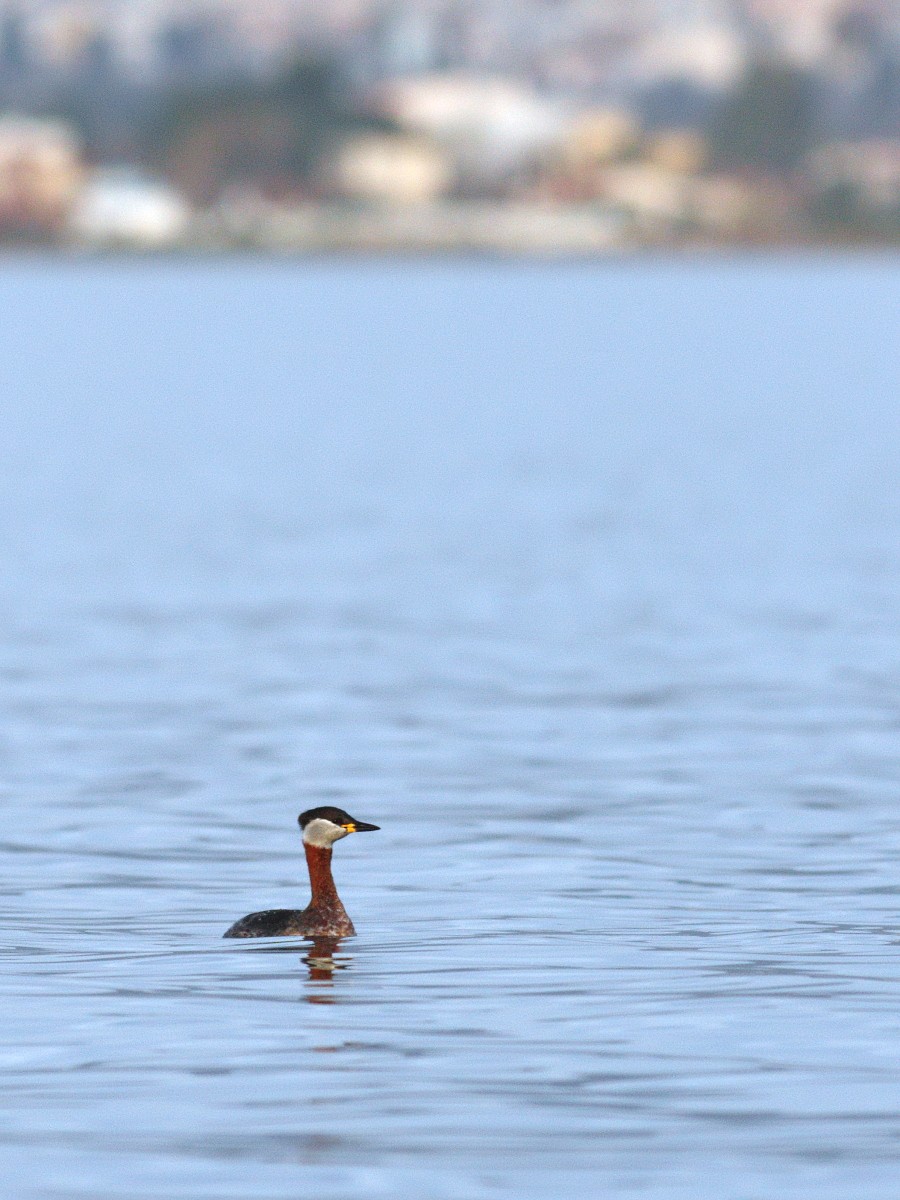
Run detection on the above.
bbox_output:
[629,9,749,90]
[600,161,694,231]
[0,115,82,239]
[328,133,452,204]
[68,166,191,247]
[647,128,708,173]
[564,109,642,167]
[0,0,895,249]
[747,0,854,62]
[374,72,568,187]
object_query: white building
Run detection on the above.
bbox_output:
[375,73,568,183]
[69,166,191,247]
[0,116,82,236]
[329,133,453,204]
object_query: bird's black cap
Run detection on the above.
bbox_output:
[299,806,380,832]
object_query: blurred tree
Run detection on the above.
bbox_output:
[858,58,900,139]
[148,57,390,204]
[40,74,146,161]
[157,16,225,82]
[710,61,818,175]
[0,11,29,76]
[638,79,716,132]
[809,182,900,241]
[810,180,862,228]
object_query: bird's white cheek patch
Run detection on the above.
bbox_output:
[303,819,349,848]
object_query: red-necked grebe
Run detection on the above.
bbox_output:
[223,806,380,939]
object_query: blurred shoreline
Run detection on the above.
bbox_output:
[0,213,895,259]
[0,242,894,263]
[2,8,897,256]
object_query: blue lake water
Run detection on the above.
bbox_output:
[0,256,899,1199]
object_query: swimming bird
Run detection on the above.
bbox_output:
[223,806,380,939]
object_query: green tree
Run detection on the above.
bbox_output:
[711,61,818,175]
[147,57,388,204]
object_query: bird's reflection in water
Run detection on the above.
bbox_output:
[302,937,349,1004]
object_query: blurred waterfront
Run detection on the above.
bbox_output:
[0,1,897,251]
[1,258,900,1199]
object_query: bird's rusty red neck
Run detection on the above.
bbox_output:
[304,842,341,907]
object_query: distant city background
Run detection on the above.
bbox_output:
[0,0,897,250]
